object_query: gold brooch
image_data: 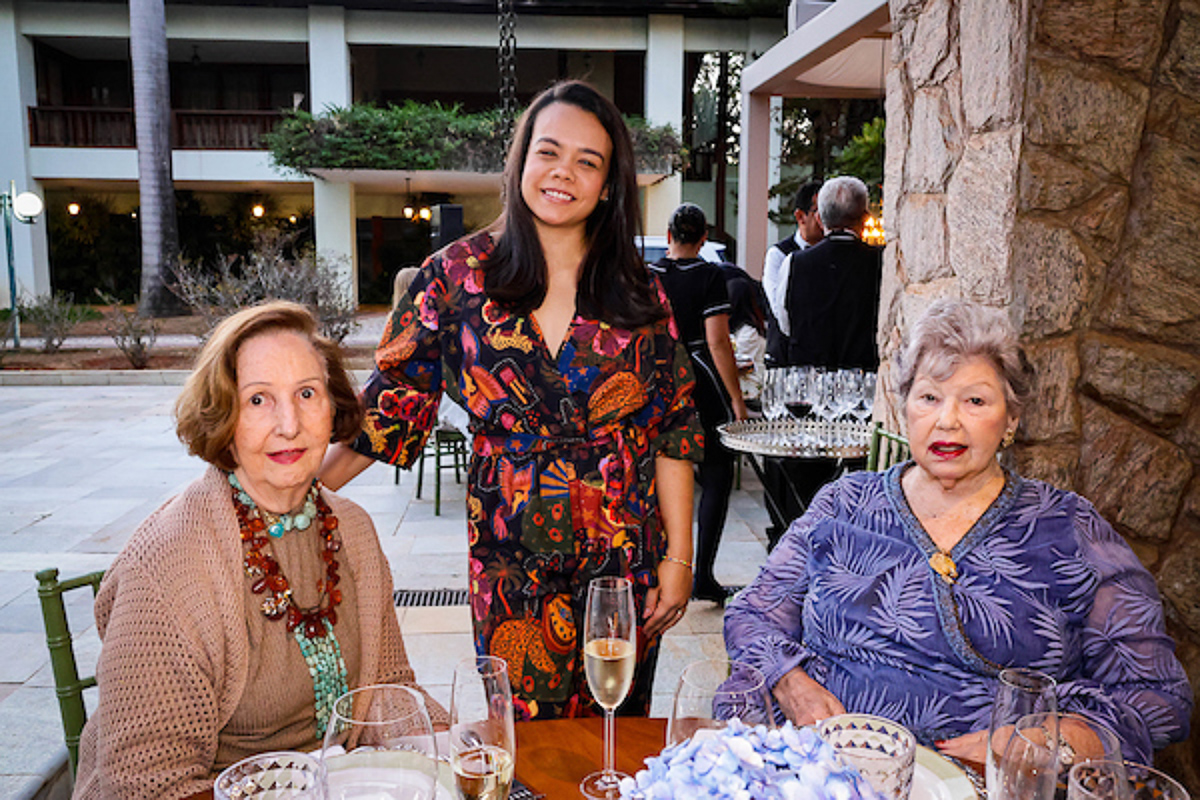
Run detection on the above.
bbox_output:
[929,551,958,584]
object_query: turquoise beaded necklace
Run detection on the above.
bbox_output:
[228,472,349,739]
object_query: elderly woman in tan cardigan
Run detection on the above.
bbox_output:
[74,301,442,800]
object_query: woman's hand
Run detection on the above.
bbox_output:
[772,666,845,726]
[935,728,988,767]
[643,560,692,639]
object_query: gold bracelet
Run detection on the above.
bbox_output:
[661,555,694,570]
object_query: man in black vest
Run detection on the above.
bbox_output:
[784,176,882,371]
[762,181,824,367]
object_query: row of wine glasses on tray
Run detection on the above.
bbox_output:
[759,367,877,447]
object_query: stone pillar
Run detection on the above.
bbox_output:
[308,6,357,303]
[643,14,684,233]
[0,0,50,304]
[885,0,1198,782]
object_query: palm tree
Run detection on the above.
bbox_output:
[129,0,182,316]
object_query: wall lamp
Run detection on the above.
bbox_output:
[2,181,45,349]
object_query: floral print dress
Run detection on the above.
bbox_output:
[353,231,703,719]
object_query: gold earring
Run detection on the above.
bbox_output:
[1001,429,1016,449]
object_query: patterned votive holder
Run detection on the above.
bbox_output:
[817,713,917,800]
[214,750,325,800]
[1069,760,1190,800]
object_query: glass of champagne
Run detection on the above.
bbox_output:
[321,684,439,800]
[579,576,637,800]
[988,667,1058,796]
[449,656,515,800]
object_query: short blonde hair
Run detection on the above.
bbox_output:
[175,301,363,471]
[897,299,1034,415]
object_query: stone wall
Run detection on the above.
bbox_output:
[883,0,1199,784]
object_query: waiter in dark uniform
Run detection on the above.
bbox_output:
[777,175,882,538]
[650,203,748,604]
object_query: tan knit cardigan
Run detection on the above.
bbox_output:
[73,466,445,800]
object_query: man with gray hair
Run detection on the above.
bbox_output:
[783,175,882,370]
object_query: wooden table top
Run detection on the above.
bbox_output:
[514,717,666,799]
[190,717,667,800]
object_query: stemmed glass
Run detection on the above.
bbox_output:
[321,684,439,800]
[449,656,515,800]
[830,369,862,446]
[666,658,774,747]
[579,576,637,800]
[988,668,1058,797]
[992,712,1060,800]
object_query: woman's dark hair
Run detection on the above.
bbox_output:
[484,80,665,328]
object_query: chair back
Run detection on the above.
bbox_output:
[866,422,910,472]
[36,567,105,774]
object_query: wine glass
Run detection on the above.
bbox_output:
[215,751,325,799]
[449,656,515,800]
[321,684,439,800]
[992,712,1060,800]
[1069,760,1189,800]
[988,667,1058,796]
[579,576,637,800]
[666,658,775,747]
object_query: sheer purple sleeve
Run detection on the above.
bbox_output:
[724,486,837,691]
[1059,499,1192,762]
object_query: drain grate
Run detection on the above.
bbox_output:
[394,588,469,608]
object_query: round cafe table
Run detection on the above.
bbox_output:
[719,419,871,549]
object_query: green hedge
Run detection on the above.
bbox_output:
[263,102,683,177]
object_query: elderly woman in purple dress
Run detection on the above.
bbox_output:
[725,299,1191,765]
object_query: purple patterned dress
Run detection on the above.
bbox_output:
[353,231,703,719]
[724,464,1192,762]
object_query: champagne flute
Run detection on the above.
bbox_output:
[988,667,1058,796]
[321,684,439,800]
[579,576,637,800]
[449,656,515,800]
[992,712,1060,800]
[666,658,774,747]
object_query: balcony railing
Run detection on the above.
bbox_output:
[29,107,285,150]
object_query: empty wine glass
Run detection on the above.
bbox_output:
[1069,760,1188,800]
[988,667,1058,796]
[992,712,1060,800]
[321,684,439,800]
[666,658,774,747]
[215,751,325,800]
[450,656,515,800]
[579,576,637,800]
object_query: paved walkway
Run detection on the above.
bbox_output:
[0,378,773,798]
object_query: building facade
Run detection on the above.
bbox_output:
[0,0,782,305]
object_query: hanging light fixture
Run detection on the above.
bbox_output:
[67,202,81,216]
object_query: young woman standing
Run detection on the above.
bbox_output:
[322,81,701,719]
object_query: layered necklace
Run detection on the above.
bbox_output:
[228,472,349,738]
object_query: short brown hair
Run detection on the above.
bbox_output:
[175,300,364,471]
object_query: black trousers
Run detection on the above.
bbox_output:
[695,435,737,587]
